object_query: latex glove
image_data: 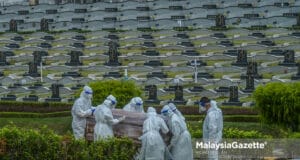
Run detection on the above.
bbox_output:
[167,145,172,151]
[91,108,96,115]
[118,116,126,122]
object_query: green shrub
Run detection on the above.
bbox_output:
[188,126,270,139]
[77,80,142,108]
[0,125,137,160]
[223,128,271,139]
[253,82,300,131]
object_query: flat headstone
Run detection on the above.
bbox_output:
[176,33,189,39]
[193,72,214,79]
[181,50,199,56]
[5,43,20,49]
[144,60,163,67]
[106,34,119,40]
[258,40,275,46]
[291,32,300,37]
[215,86,230,92]
[186,60,207,66]
[212,33,226,38]
[11,36,24,41]
[223,49,245,56]
[188,86,204,92]
[267,49,287,56]
[178,41,194,47]
[217,40,233,47]
[146,72,167,79]
[62,72,82,78]
[142,50,160,56]
[72,35,86,41]
[143,41,156,47]
[72,43,85,48]
[41,35,55,41]
[140,34,153,39]
[249,32,265,38]
[1,95,16,101]
[71,84,84,90]
[2,51,15,57]
[38,43,52,49]
[103,72,122,78]
[23,95,39,102]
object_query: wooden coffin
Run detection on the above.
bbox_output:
[85,109,170,143]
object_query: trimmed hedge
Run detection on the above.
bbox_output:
[0,125,137,160]
[0,111,70,118]
[185,115,259,122]
[154,106,257,115]
[0,101,72,113]
[0,101,257,115]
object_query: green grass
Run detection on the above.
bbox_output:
[0,117,72,135]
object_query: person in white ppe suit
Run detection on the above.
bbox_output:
[168,103,185,121]
[71,86,96,140]
[94,95,125,140]
[161,105,193,160]
[123,97,144,113]
[138,107,169,160]
[199,97,223,160]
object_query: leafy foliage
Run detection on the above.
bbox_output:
[77,80,142,108]
[0,125,137,160]
[253,82,300,131]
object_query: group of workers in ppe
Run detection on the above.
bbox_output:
[72,86,223,160]
[71,85,144,140]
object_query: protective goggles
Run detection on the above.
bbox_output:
[200,101,206,107]
[161,109,168,115]
[85,90,93,95]
[136,102,142,106]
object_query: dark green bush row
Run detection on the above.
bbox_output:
[0,111,70,118]
[0,125,137,160]
[185,115,259,122]
[0,101,72,113]
[254,82,300,131]
[154,106,257,115]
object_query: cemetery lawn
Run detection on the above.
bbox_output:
[0,116,296,138]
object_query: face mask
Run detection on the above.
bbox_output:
[87,94,92,99]
[199,106,206,112]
